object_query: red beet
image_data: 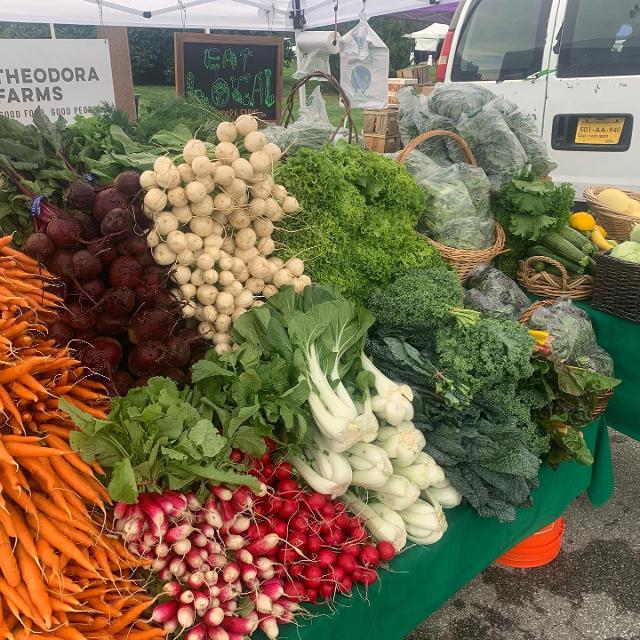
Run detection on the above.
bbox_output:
[46,215,80,248]
[91,336,123,369]
[162,367,187,386]
[100,208,133,238]
[72,250,102,281]
[81,347,113,377]
[128,308,174,343]
[118,234,148,257]
[48,321,73,346]
[134,283,164,309]
[109,256,142,288]
[93,188,128,223]
[115,171,141,196]
[99,287,136,317]
[74,212,100,241]
[65,181,96,210]
[111,370,135,396]
[128,341,167,377]
[166,336,191,368]
[87,238,118,264]
[62,302,97,331]
[24,233,55,261]
[78,278,106,303]
[73,328,98,343]
[136,250,155,267]
[96,314,128,336]
[47,249,75,283]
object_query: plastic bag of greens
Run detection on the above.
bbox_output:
[457,99,528,190]
[494,97,557,178]
[264,87,351,152]
[428,84,496,122]
[528,298,611,368]
[396,88,465,165]
[464,266,531,320]
[406,150,494,249]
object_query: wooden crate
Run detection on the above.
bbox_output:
[388,77,418,94]
[363,108,400,136]
[364,133,403,154]
[396,65,433,85]
[388,92,399,106]
[416,83,436,97]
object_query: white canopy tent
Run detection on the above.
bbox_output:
[403,22,448,51]
[1,1,434,30]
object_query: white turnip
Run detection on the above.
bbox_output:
[282,196,300,214]
[285,257,304,277]
[184,233,203,252]
[189,216,216,238]
[191,156,212,177]
[235,114,258,136]
[154,156,173,173]
[264,142,282,162]
[231,158,253,181]
[173,205,193,224]
[252,218,274,238]
[258,237,275,256]
[272,268,293,288]
[176,249,196,266]
[228,209,251,230]
[225,280,243,297]
[140,170,157,190]
[217,270,235,287]
[171,265,192,285]
[245,277,265,295]
[227,178,248,201]
[183,140,207,165]
[190,269,205,287]
[166,229,188,254]
[196,285,219,306]
[185,181,207,204]
[214,314,232,333]
[153,244,177,266]
[198,322,216,339]
[203,269,218,285]
[215,292,235,314]
[167,186,188,207]
[234,227,257,250]
[215,141,240,164]
[180,283,197,299]
[244,131,267,153]
[191,195,214,217]
[214,165,235,187]
[262,284,278,298]
[248,198,266,218]
[213,192,233,214]
[217,121,238,142]
[145,188,168,213]
[178,162,196,184]
[197,174,215,193]
[204,235,224,249]
[146,229,161,248]
[156,168,181,190]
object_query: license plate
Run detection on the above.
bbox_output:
[575,117,625,145]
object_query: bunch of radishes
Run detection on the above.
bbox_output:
[23,174,202,395]
[140,114,310,355]
[114,462,393,638]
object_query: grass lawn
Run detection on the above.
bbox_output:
[135,64,363,132]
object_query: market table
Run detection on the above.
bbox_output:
[577,303,639,441]
[274,416,614,640]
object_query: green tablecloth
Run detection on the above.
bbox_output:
[277,417,614,640]
[577,302,639,441]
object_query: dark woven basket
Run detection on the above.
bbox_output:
[592,251,640,323]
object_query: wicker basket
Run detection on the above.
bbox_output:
[592,251,640,323]
[583,186,640,242]
[519,299,612,420]
[396,130,506,282]
[517,256,594,300]
[281,71,358,145]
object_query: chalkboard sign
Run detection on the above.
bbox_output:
[175,34,283,122]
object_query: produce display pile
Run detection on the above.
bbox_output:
[0,88,621,640]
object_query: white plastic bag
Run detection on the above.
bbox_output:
[340,13,389,109]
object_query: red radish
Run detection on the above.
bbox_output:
[252,592,272,614]
[203,606,225,627]
[376,540,396,562]
[305,535,323,555]
[185,623,207,640]
[319,581,335,599]
[277,479,299,495]
[206,628,229,640]
[235,549,252,565]
[303,565,322,589]
[260,578,284,601]
[173,538,193,556]
[307,492,326,512]
[177,603,196,628]
[179,590,195,605]
[212,486,233,502]
[240,563,257,584]
[246,534,278,556]
[359,544,380,568]
[221,612,258,634]
[165,523,193,544]
[163,581,183,597]
[259,615,279,639]
[109,255,142,288]
[283,580,305,602]
[274,462,293,480]
[317,549,337,568]
[222,562,240,583]
[151,600,178,624]
[277,500,298,520]
[338,576,353,594]
[337,553,357,574]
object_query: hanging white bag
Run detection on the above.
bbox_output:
[339,12,389,109]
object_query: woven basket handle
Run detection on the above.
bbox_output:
[396,129,477,166]
[281,71,358,144]
[524,255,571,288]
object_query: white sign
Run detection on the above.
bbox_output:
[0,39,115,123]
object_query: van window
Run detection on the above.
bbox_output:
[558,0,640,77]
[451,0,552,82]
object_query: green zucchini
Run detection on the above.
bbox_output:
[558,226,596,255]
[527,245,584,275]
[585,256,597,276]
[540,232,589,267]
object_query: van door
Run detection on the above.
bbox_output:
[544,0,640,195]
[445,0,556,125]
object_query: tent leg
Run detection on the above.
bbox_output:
[294,29,307,106]
[49,24,56,39]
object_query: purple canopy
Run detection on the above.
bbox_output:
[388,0,459,23]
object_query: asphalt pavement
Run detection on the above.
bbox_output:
[406,430,640,640]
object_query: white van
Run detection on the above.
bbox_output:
[437,0,640,197]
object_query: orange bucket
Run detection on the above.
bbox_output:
[496,518,565,568]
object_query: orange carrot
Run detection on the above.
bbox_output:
[0,522,20,587]
[15,544,52,628]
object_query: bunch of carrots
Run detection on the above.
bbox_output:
[0,236,164,640]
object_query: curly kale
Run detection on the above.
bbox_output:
[368,266,464,333]
[274,146,442,305]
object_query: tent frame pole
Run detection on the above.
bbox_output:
[291,0,307,107]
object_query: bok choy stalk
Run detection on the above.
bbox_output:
[422,478,462,509]
[341,492,407,551]
[291,433,352,498]
[354,386,379,443]
[398,499,448,545]
[392,452,446,490]
[375,474,421,511]
[376,422,426,467]
[363,353,414,426]
[344,443,393,489]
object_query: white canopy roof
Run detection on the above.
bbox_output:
[404,22,448,51]
[1,1,434,30]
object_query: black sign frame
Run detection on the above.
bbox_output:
[174,33,284,122]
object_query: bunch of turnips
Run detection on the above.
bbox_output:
[141,114,309,354]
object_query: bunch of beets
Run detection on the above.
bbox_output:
[24,172,203,395]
